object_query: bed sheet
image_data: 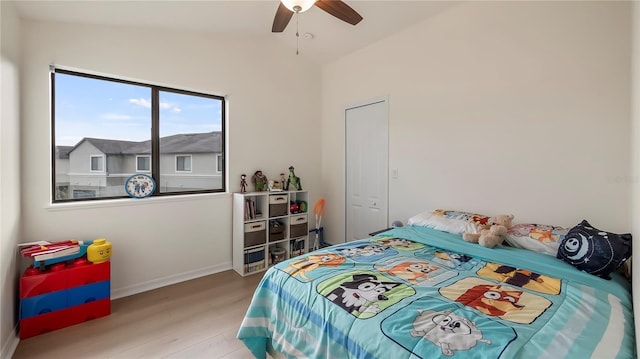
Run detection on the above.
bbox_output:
[237,226,635,358]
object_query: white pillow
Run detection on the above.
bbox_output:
[505,223,568,256]
[407,209,490,235]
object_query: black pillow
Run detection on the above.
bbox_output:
[556,220,632,279]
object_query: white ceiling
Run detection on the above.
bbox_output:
[12,0,458,64]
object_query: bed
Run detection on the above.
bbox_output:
[237,223,635,358]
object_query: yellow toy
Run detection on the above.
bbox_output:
[87,238,112,263]
[463,214,514,248]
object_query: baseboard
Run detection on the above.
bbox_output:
[1,327,19,359]
[110,262,232,300]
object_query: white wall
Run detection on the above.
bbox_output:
[631,0,640,353]
[0,1,22,356]
[321,1,631,243]
[20,20,322,298]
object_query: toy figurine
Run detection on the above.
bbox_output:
[285,166,302,191]
[240,174,248,193]
[252,170,268,192]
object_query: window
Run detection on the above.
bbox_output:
[176,155,192,172]
[216,154,223,173]
[52,68,226,202]
[90,155,104,172]
[136,156,150,172]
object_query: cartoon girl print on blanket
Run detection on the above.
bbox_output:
[317,270,415,319]
[381,296,516,358]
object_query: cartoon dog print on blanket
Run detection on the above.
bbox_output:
[381,296,516,358]
[331,242,397,263]
[440,278,552,324]
[477,263,561,295]
[325,273,400,315]
[372,237,426,251]
[430,250,478,271]
[281,252,346,281]
[340,243,388,258]
[455,284,525,317]
[318,270,414,319]
[380,261,439,284]
[375,257,456,286]
[411,309,491,357]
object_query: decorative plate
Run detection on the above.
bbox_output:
[124,174,156,198]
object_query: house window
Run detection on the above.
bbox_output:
[216,154,223,173]
[90,155,104,172]
[52,68,226,202]
[136,156,150,172]
[176,155,192,172]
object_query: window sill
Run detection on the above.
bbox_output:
[47,192,231,212]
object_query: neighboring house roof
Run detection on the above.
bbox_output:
[66,132,221,155]
[56,146,73,159]
[160,132,222,154]
[72,137,149,155]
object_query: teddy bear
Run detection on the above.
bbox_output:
[462,214,514,248]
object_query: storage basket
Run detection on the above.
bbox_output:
[269,220,285,241]
[269,195,288,217]
[290,215,308,238]
[244,221,266,247]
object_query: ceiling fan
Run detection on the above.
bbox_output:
[272,0,364,33]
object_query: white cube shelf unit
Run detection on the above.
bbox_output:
[233,191,309,276]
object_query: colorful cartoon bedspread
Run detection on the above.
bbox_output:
[237,226,635,358]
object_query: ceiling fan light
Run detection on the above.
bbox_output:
[281,0,316,13]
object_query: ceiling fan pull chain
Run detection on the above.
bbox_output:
[296,12,300,55]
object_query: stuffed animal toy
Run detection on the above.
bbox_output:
[463,214,514,248]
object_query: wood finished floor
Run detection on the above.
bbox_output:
[12,270,264,359]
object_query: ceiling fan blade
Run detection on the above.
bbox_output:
[272,2,294,32]
[314,0,363,26]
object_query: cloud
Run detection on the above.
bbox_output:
[160,101,182,113]
[130,98,182,113]
[129,98,152,108]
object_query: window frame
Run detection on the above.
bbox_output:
[51,68,226,203]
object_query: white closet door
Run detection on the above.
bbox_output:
[345,99,389,242]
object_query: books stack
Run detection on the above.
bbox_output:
[244,198,263,220]
[19,240,81,264]
[244,246,265,273]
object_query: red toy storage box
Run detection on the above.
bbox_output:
[19,261,111,339]
[19,299,110,339]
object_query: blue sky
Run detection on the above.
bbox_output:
[55,73,223,146]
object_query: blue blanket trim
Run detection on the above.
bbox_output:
[262,278,376,359]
